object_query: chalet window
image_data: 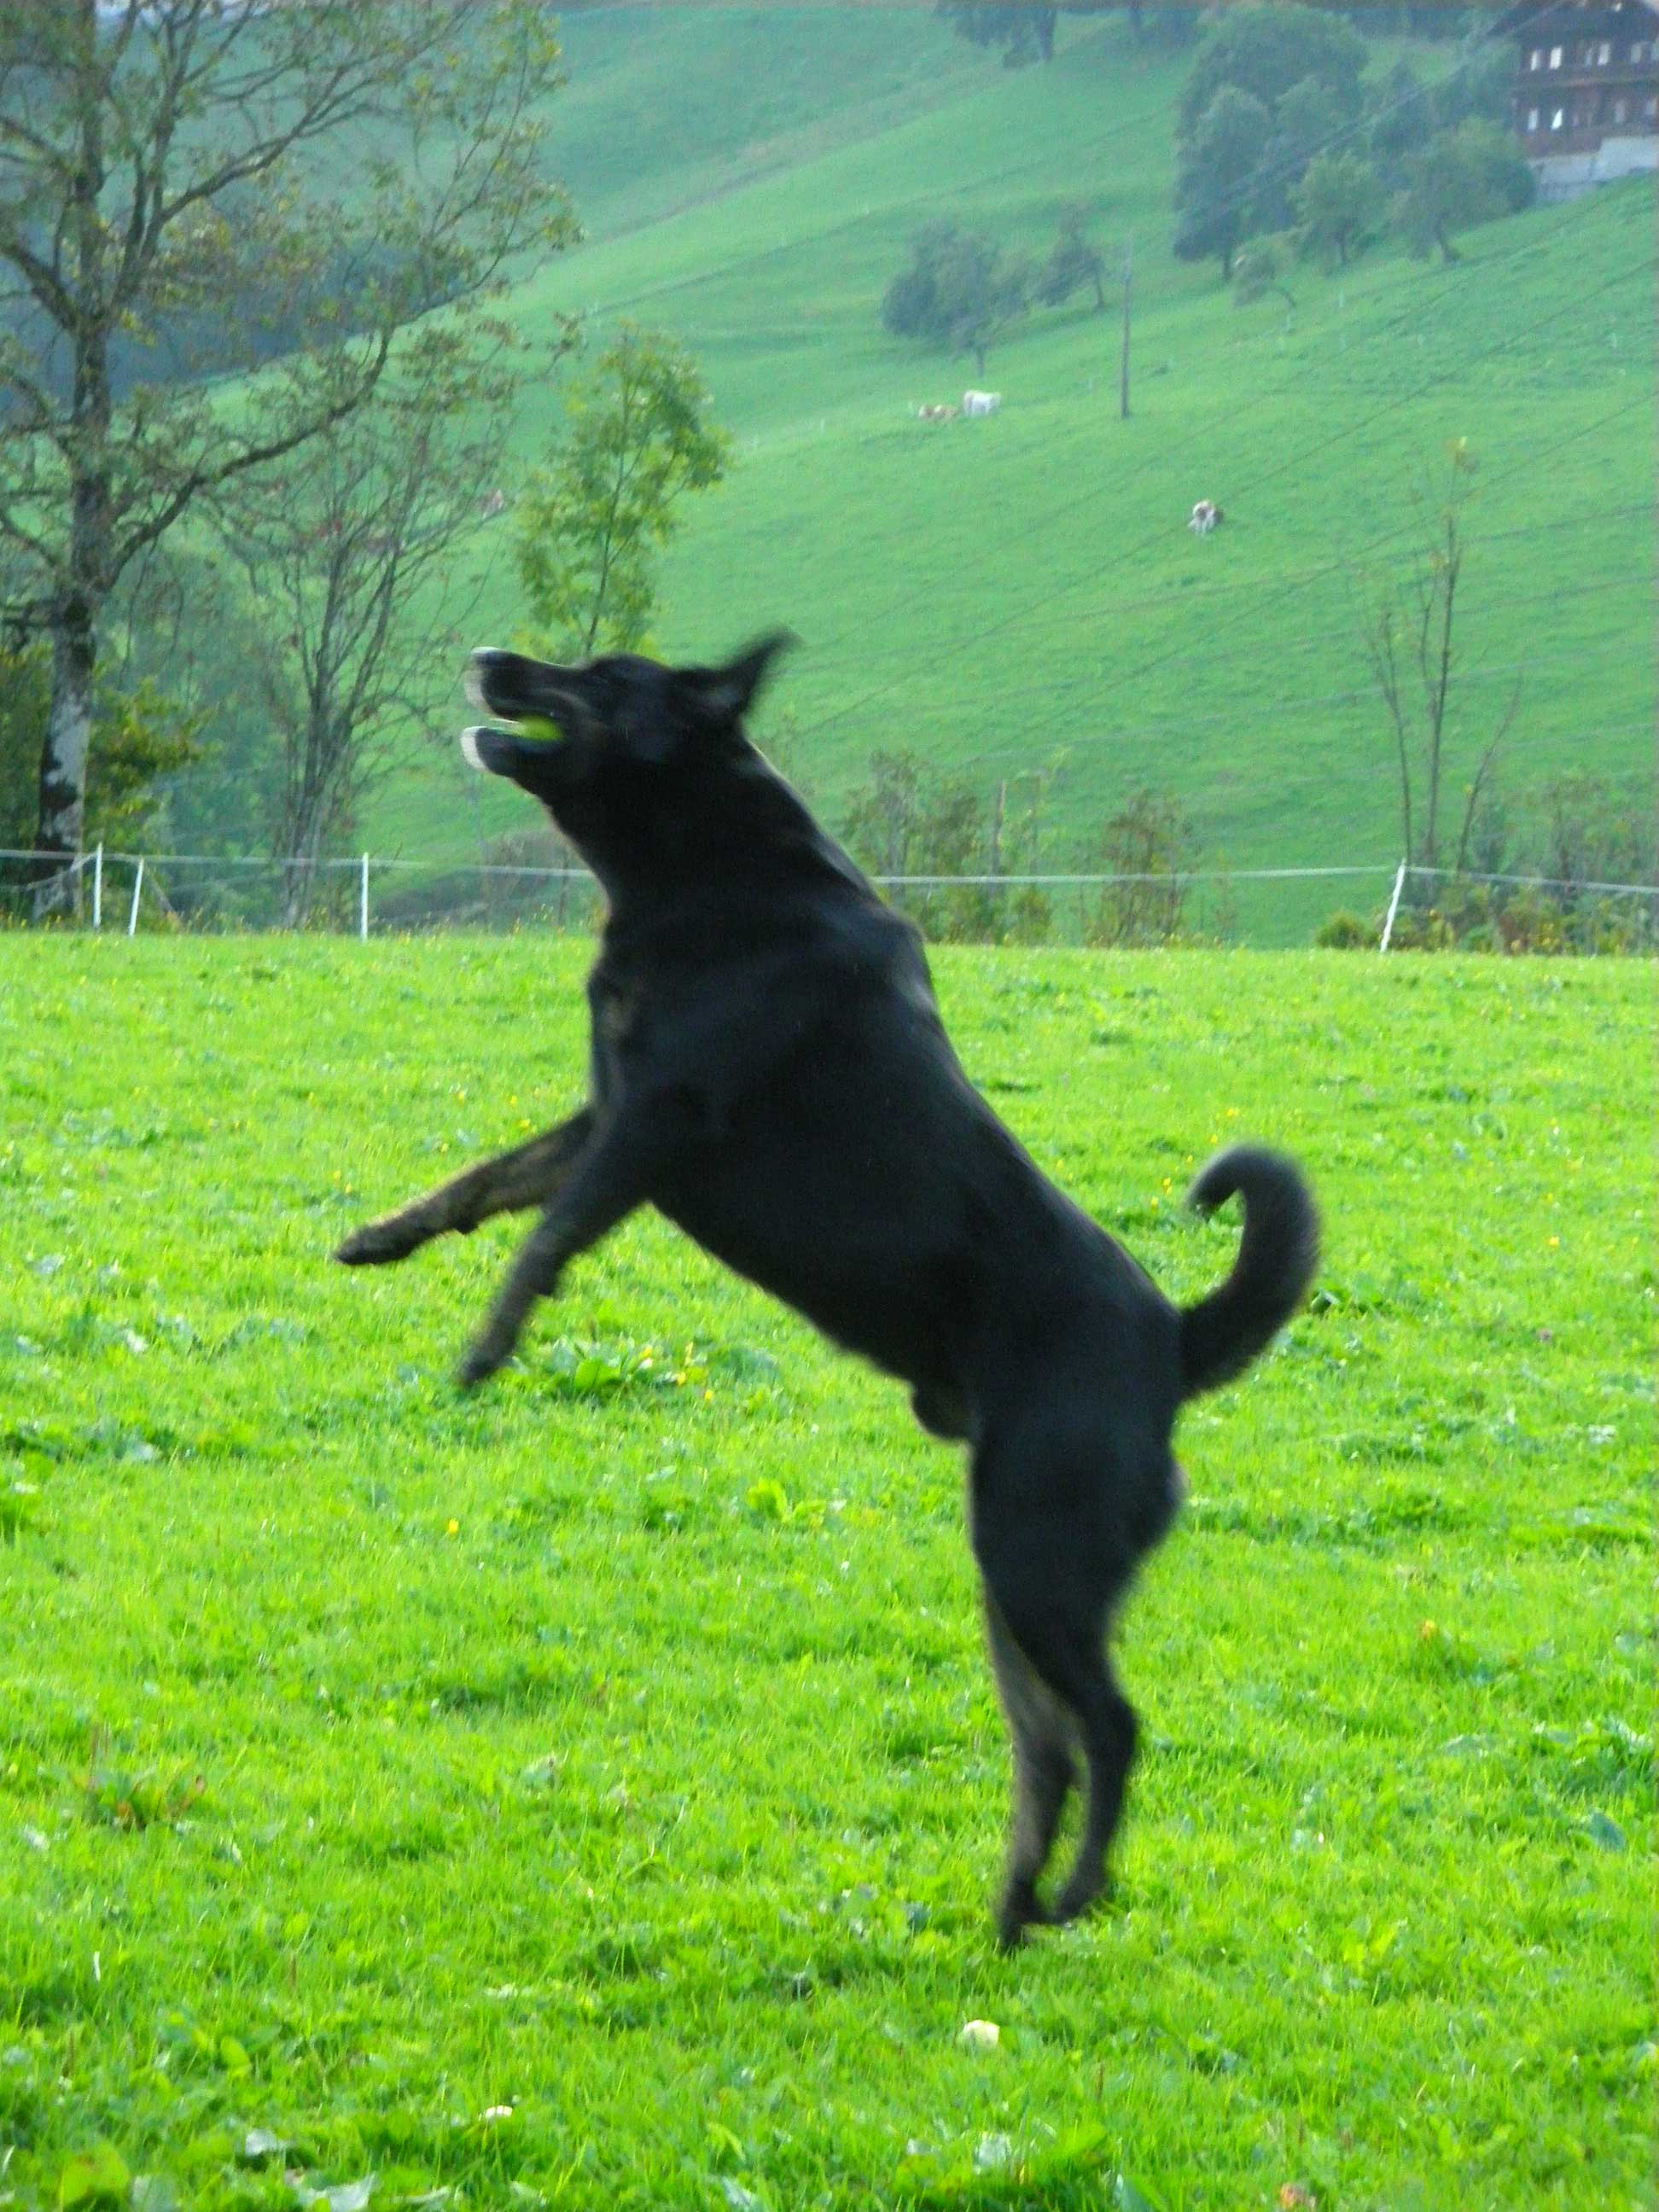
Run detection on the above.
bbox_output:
[1528,105,1541,130]
[1646,94,1659,117]
[1549,44,1563,67]
[1598,41,1613,64]
[1551,106,1565,128]
[1613,96,1628,121]
[1529,46,1543,67]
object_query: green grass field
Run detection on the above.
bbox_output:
[2,936,1652,2210]
[354,7,1656,938]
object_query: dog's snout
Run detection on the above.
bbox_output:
[466,647,515,714]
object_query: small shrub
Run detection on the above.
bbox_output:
[1314,908,1371,949]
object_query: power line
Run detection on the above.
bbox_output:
[793,259,1649,748]
[1068,390,1650,725]
[789,20,1615,670]
[581,8,1555,335]
[846,498,1652,667]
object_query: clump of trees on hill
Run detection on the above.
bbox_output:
[1173,4,1534,286]
[934,4,1203,68]
[882,223,1034,380]
[882,207,1111,374]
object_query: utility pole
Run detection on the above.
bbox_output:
[1119,233,1132,422]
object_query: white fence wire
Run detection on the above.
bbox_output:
[2,846,1654,948]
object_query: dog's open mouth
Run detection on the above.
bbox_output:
[461,650,580,773]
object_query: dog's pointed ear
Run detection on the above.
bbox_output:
[678,630,797,725]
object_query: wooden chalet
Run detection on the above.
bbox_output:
[1497,0,1659,195]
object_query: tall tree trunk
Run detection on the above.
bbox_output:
[281,852,317,930]
[33,593,97,912]
[280,720,338,926]
[32,0,111,912]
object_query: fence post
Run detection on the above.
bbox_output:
[359,853,370,942]
[127,857,145,937]
[1379,858,1408,953]
[91,843,103,930]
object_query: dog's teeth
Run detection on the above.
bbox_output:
[460,725,490,773]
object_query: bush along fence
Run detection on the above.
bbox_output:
[1,847,1654,952]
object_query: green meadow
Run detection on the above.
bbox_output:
[355,8,1656,945]
[1,935,1652,2209]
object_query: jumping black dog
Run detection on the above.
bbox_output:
[337,633,1318,1945]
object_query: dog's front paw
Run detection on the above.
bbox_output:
[335,1214,422,1266]
[456,1331,514,1390]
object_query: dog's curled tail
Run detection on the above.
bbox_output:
[1179,1145,1319,1400]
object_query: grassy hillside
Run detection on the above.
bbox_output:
[544,6,1005,244]
[1,940,1651,2209]
[351,10,1656,941]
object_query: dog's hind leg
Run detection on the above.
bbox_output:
[973,1441,1140,1937]
[1047,1655,1137,1927]
[335,1109,593,1266]
[985,1569,1138,1935]
[982,1592,1076,1949]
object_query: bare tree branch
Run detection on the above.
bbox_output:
[0,0,572,881]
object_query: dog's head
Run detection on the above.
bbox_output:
[462,633,797,887]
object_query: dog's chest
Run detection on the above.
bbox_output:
[585,973,638,1103]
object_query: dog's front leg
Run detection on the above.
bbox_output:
[457,1094,685,1388]
[335,1109,594,1266]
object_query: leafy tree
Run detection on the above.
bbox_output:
[513,325,731,662]
[1035,204,1109,312]
[1333,5,1484,35]
[935,3,1057,66]
[0,0,573,906]
[1360,441,1521,881]
[1173,88,1273,280]
[211,324,526,926]
[1428,41,1517,137]
[1116,4,1202,50]
[839,751,1057,943]
[1391,119,1534,264]
[1293,150,1384,268]
[1081,786,1194,947]
[1366,55,1437,183]
[1255,73,1346,229]
[1178,4,1368,141]
[0,641,55,859]
[0,638,199,870]
[841,748,993,940]
[882,222,1032,376]
[1370,46,1519,199]
[1233,237,1297,311]
[101,547,285,862]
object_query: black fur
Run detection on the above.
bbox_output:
[339,636,1319,1944]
